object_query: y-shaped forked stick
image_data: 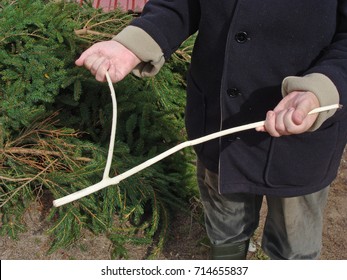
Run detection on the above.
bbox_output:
[53,72,341,207]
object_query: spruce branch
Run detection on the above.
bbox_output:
[0,0,196,257]
[0,159,57,208]
[0,175,32,182]
[0,31,48,44]
[74,28,113,38]
[1,147,91,163]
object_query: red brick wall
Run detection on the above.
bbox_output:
[78,0,148,12]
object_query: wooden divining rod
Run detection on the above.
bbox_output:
[53,72,341,207]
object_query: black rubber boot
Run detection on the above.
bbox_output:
[211,240,250,260]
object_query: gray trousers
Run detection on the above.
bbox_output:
[197,160,329,260]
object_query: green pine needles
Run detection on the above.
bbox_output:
[0,0,197,259]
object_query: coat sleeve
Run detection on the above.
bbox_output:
[114,0,200,77]
[282,1,347,129]
[129,0,201,60]
[305,1,347,106]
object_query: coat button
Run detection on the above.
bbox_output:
[228,136,241,142]
[227,88,242,98]
[235,31,249,43]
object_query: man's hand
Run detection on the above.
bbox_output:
[75,40,141,83]
[256,91,320,137]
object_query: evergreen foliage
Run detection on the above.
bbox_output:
[0,0,197,258]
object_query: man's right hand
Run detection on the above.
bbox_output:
[75,40,141,83]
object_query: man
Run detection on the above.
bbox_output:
[76,0,347,259]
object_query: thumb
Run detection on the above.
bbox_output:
[75,47,96,66]
[75,56,84,66]
[292,97,318,125]
[292,106,307,125]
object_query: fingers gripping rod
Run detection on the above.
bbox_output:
[53,72,340,207]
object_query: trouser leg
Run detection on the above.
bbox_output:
[210,240,250,260]
[262,186,329,260]
[197,160,263,259]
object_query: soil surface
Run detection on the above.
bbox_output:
[1,149,346,260]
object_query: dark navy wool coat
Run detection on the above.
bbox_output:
[131,0,347,196]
